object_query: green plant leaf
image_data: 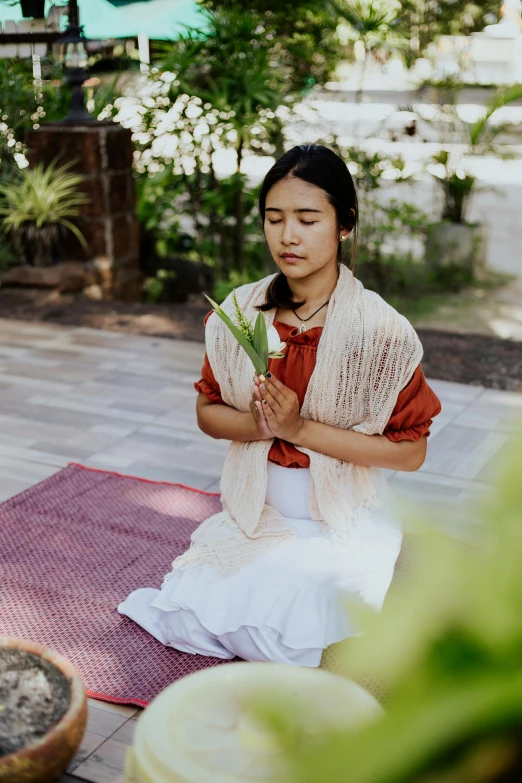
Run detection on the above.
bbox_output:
[204,293,267,375]
[432,150,449,166]
[470,83,522,148]
[252,311,269,368]
[59,218,89,249]
[0,158,89,250]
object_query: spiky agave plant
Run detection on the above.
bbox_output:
[0,159,89,266]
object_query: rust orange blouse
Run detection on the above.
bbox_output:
[195,312,442,469]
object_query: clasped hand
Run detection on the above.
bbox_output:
[249,372,305,443]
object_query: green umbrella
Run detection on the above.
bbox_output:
[78,0,207,41]
[0,1,207,40]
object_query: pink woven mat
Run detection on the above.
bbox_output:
[0,463,238,707]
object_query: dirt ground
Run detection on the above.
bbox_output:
[1,288,522,391]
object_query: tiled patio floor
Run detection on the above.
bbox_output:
[0,317,520,782]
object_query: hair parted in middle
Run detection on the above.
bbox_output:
[256,143,358,312]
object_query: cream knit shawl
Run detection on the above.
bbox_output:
[164,263,423,580]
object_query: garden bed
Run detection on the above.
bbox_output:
[0,289,521,391]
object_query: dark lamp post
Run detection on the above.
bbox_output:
[59,0,95,124]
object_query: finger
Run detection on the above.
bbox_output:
[259,400,272,427]
[264,374,287,405]
[251,397,263,415]
[260,383,283,413]
[257,400,273,431]
[250,400,263,420]
[262,398,277,421]
[265,373,288,394]
[251,400,267,430]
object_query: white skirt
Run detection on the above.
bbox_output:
[118,463,402,668]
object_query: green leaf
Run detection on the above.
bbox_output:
[203,293,267,375]
[0,158,89,247]
[470,83,522,148]
[253,311,269,368]
[60,218,89,249]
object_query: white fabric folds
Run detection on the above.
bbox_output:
[118,464,403,667]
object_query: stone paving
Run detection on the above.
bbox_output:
[0,318,521,782]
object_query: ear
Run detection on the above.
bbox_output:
[339,227,352,241]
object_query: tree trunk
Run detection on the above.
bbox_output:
[181,170,204,259]
[207,156,226,278]
[219,228,230,278]
[354,46,369,142]
[234,139,245,276]
[355,47,369,105]
[273,116,285,160]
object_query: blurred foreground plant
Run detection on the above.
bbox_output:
[263,433,522,782]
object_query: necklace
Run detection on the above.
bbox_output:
[290,299,330,334]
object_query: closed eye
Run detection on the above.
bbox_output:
[267,220,317,226]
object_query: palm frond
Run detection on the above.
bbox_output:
[470,84,522,148]
[329,0,403,40]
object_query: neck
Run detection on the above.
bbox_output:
[287,261,339,308]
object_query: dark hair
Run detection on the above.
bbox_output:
[256,143,358,312]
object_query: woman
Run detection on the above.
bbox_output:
[119,144,441,667]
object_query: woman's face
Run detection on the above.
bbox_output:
[263,175,347,280]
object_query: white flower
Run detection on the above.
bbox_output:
[267,325,286,357]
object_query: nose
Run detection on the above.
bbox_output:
[281,219,300,246]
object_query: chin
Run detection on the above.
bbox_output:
[277,261,310,278]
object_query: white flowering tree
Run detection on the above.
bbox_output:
[112,7,296,283]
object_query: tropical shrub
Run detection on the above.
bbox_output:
[0,160,89,266]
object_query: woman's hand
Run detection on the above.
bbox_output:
[250,378,275,440]
[254,372,305,443]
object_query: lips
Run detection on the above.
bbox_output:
[281,254,302,260]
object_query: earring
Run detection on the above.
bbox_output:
[340,235,345,240]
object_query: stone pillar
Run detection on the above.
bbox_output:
[25,123,141,300]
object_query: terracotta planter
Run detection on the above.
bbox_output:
[0,637,87,783]
[425,221,489,279]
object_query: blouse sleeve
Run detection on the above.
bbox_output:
[383,364,441,442]
[193,311,225,404]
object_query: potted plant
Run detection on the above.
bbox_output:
[0,636,87,783]
[425,83,522,280]
[425,148,487,284]
[0,159,89,267]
